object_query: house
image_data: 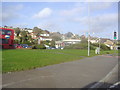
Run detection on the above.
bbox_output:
[89,39,99,43]
[30,32,38,39]
[37,30,52,44]
[25,29,33,33]
[63,39,81,45]
[38,36,52,41]
[104,40,114,50]
[55,41,65,48]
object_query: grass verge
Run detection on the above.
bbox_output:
[2,49,116,73]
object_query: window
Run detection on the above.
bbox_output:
[2,39,9,44]
[0,29,12,35]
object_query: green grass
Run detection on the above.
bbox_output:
[2,49,116,73]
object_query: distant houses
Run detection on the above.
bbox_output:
[63,39,81,45]
[89,39,99,44]
[1,26,118,50]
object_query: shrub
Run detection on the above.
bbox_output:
[37,44,46,49]
[64,42,110,50]
[32,45,37,49]
[100,44,110,50]
[64,43,96,50]
[32,44,46,49]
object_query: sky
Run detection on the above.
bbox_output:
[1,2,118,39]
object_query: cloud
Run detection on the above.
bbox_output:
[33,8,52,19]
[60,2,113,16]
[2,4,24,22]
[37,21,63,33]
[12,23,28,28]
[89,2,113,11]
[60,7,84,16]
[73,13,118,33]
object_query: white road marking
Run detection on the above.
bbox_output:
[2,75,54,87]
[90,64,118,88]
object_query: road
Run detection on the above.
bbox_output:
[2,54,118,88]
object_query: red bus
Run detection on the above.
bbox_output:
[0,28,14,49]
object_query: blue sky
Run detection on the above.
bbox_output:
[1,2,118,39]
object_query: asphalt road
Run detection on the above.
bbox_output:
[2,54,118,88]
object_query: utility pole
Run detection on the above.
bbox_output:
[99,38,100,54]
[88,2,90,56]
[88,34,90,56]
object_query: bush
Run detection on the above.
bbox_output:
[32,45,37,49]
[91,43,110,51]
[64,43,96,50]
[37,44,46,49]
[100,44,110,50]
[32,44,46,49]
[64,42,110,50]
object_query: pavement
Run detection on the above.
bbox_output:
[2,54,118,88]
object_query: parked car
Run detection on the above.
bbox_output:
[14,44,32,49]
[14,44,23,48]
[47,47,56,49]
[57,47,64,49]
[20,44,29,48]
[21,44,32,48]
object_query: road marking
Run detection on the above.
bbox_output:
[89,64,118,89]
[109,81,120,88]
[2,75,54,87]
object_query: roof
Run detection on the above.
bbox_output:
[0,28,14,31]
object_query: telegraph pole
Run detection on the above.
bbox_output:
[88,2,90,56]
[88,34,90,56]
[99,38,100,54]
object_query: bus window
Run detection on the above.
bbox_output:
[2,39,9,44]
[0,29,12,35]
[2,30,5,35]
[7,31,12,35]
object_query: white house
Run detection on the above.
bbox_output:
[104,40,114,50]
[40,34,49,37]
[89,39,99,43]
[55,41,65,48]
[27,29,33,33]
[38,36,52,41]
[63,39,81,44]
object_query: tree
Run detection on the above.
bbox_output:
[14,27,21,36]
[51,35,62,41]
[50,40,55,47]
[33,27,42,33]
[20,31,27,37]
[81,39,88,43]
[65,32,73,38]
[28,35,33,43]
